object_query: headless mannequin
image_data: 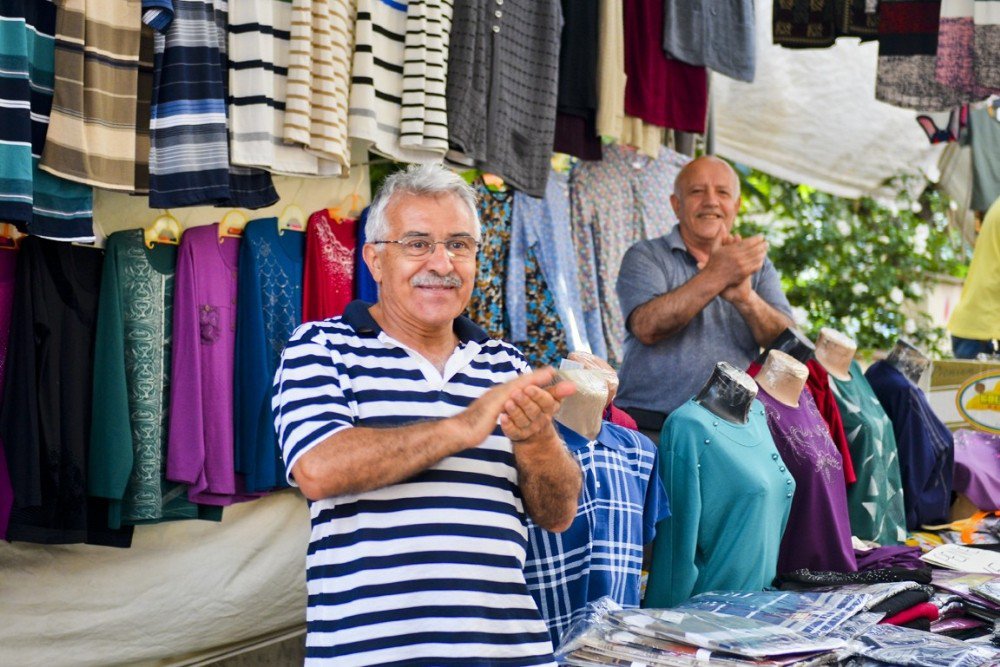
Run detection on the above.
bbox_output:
[554,369,609,441]
[754,327,816,366]
[814,327,858,382]
[885,339,930,386]
[755,350,809,408]
[694,362,758,425]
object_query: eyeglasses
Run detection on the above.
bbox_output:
[372,236,480,259]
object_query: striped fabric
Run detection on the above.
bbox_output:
[348,0,448,163]
[144,0,277,207]
[146,0,232,206]
[0,0,94,241]
[41,0,143,191]
[272,301,556,666]
[283,0,354,169]
[399,0,452,156]
[228,0,341,176]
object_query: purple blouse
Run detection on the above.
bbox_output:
[167,224,261,505]
[758,387,858,574]
[953,429,1000,511]
[0,250,16,539]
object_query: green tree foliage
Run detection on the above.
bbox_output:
[736,167,968,355]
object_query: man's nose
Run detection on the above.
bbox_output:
[424,241,455,269]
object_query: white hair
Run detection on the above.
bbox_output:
[366,164,480,250]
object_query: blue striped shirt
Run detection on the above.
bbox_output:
[524,422,669,646]
[144,0,277,208]
[272,301,556,666]
[0,0,93,241]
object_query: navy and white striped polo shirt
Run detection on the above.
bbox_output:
[273,300,556,666]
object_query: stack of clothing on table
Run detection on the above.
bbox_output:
[554,589,1000,666]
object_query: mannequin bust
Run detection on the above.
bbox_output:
[814,327,858,382]
[885,338,930,385]
[755,350,809,408]
[754,327,816,366]
[554,368,609,441]
[694,361,759,425]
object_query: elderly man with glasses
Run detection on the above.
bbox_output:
[272,164,581,666]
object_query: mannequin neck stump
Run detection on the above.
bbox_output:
[755,327,816,366]
[885,339,930,385]
[695,362,758,425]
[756,349,808,408]
[814,327,857,382]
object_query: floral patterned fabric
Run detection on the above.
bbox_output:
[303,208,356,323]
[758,387,858,575]
[466,181,567,368]
[571,145,688,366]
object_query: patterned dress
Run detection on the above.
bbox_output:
[90,229,221,528]
[758,388,857,574]
[303,209,356,322]
[572,145,688,365]
[830,360,908,545]
[235,217,305,492]
[466,181,568,368]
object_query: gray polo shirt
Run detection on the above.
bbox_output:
[615,227,793,416]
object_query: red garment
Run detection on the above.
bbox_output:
[882,602,940,626]
[303,209,356,323]
[623,0,708,132]
[605,403,638,431]
[746,360,856,485]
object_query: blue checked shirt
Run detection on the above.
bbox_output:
[524,421,670,646]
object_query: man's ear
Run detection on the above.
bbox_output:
[362,244,383,283]
[670,193,681,218]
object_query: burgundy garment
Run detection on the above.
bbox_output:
[622,0,708,132]
[883,602,940,626]
[952,429,1000,511]
[303,209,356,323]
[553,113,602,161]
[855,545,926,571]
[747,360,855,484]
[758,388,857,574]
[605,403,638,431]
[0,250,16,539]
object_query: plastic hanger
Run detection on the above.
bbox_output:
[550,153,573,174]
[218,209,248,244]
[0,223,21,250]
[277,203,306,235]
[144,210,183,249]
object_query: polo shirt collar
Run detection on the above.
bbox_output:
[664,225,689,254]
[342,300,489,344]
[556,421,624,452]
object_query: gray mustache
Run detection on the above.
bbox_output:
[411,274,463,288]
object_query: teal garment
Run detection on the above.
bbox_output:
[645,399,794,608]
[829,360,907,545]
[89,229,221,528]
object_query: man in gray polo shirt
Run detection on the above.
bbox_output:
[615,156,793,437]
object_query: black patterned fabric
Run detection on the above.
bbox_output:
[773,0,879,48]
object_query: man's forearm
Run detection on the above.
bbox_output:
[732,291,794,347]
[292,418,467,501]
[629,271,728,345]
[514,433,582,532]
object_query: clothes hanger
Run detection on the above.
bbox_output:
[550,153,573,174]
[277,203,307,235]
[481,173,507,192]
[0,223,21,250]
[144,210,183,249]
[328,171,365,221]
[218,209,248,243]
